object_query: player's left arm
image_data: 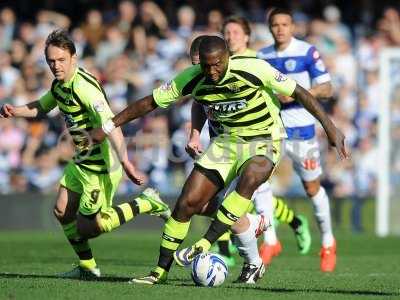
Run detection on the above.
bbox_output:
[292,84,349,160]
[257,60,349,160]
[306,46,333,99]
[112,94,158,128]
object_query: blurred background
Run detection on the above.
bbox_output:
[0,0,399,235]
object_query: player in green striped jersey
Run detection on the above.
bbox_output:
[90,35,348,285]
[0,29,171,279]
[188,28,310,283]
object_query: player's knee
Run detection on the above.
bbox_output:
[237,175,263,196]
[304,181,320,197]
[76,215,101,239]
[175,199,196,216]
[173,195,200,220]
[76,222,94,239]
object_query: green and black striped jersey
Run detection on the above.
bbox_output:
[153,57,297,140]
[39,67,116,174]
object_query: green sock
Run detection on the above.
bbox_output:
[217,191,252,226]
[160,217,190,250]
[203,191,252,245]
[158,217,191,271]
[98,201,139,233]
[273,196,294,224]
[62,221,96,269]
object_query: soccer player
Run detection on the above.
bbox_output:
[89,35,348,285]
[257,8,337,272]
[0,29,171,279]
[207,15,313,266]
[187,35,267,283]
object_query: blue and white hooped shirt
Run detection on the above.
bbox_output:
[257,37,331,140]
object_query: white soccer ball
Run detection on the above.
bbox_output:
[191,252,228,287]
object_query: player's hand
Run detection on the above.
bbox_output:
[327,127,350,160]
[0,103,15,118]
[276,94,294,103]
[89,128,107,144]
[185,136,203,159]
[121,160,146,185]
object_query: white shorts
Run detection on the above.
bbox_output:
[284,138,322,182]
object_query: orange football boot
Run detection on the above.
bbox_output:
[320,239,336,272]
[259,240,282,265]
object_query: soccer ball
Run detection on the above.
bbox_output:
[191,252,228,287]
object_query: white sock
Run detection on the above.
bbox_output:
[233,213,263,265]
[311,187,334,247]
[253,182,277,245]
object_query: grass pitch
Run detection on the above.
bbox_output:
[0,226,399,300]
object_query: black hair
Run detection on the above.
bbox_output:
[190,35,208,57]
[198,35,228,56]
[268,8,293,26]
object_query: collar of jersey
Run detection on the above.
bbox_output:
[59,68,78,88]
[275,37,295,55]
[241,48,256,56]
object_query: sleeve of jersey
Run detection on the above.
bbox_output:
[260,61,297,97]
[76,83,114,126]
[38,90,57,113]
[152,67,197,108]
[306,46,331,85]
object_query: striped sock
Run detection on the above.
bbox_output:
[98,201,140,233]
[203,191,252,245]
[158,217,191,271]
[273,196,294,224]
[63,221,96,269]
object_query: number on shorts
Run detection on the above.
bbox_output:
[303,159,318,170]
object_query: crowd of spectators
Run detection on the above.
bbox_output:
[1,1,399,231]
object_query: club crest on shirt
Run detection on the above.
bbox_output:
[160,80,173,91]
[313,49,320,60]
[227,83,240,93]
[284,59,297,72]
[274,70,288,82]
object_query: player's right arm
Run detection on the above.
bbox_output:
[186,101,207,158]
[0,90,57,118]
[112,94,158,128]
[112,66,198,128]
[91,65,201,143]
